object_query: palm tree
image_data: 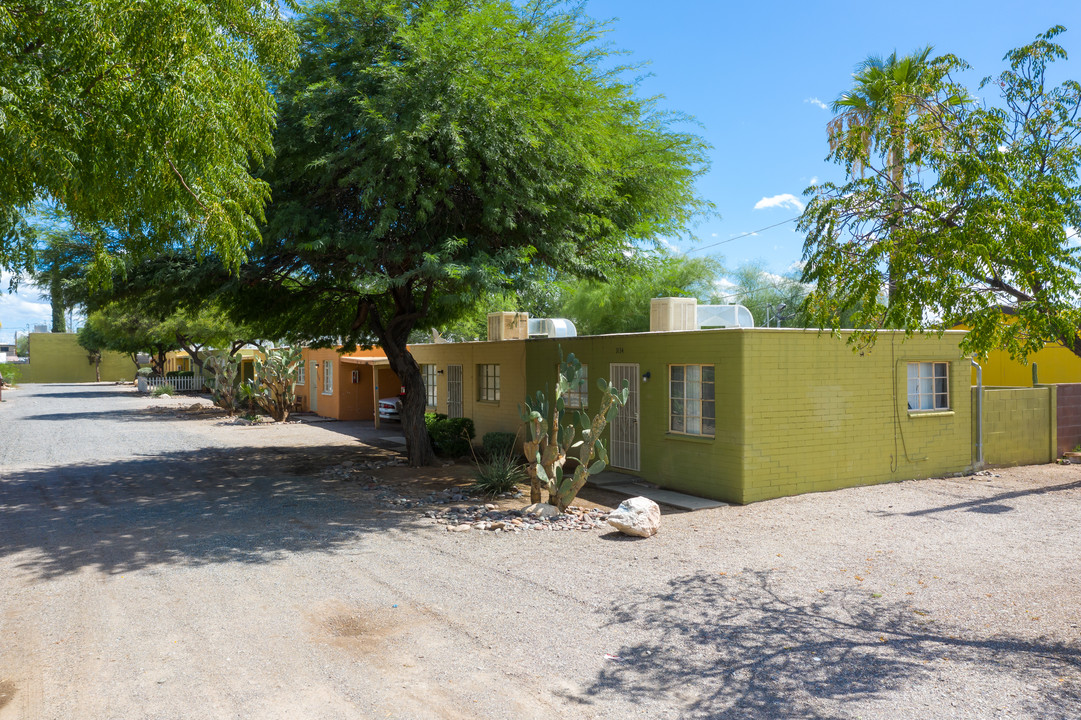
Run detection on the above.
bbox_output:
[827,47,937,307]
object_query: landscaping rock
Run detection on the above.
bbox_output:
[607,497,661,537]
[523,502,561,519]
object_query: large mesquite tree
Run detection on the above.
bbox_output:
[245,0,711,466]
[0,1,297,275]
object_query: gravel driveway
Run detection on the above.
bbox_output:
[1,383,1079,719]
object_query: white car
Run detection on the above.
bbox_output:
[378,396,403,421]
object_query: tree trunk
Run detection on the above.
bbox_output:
[380,344,435,467]
[50,270,66,333]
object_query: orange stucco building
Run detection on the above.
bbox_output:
[297,346,402,423]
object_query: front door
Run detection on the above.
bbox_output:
[310,361,319,413]
[447,365,463,418]
[609,363,640,472]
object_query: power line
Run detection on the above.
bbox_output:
[712,276,807,303]
[684,216,801,256]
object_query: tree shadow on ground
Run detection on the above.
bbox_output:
[574,570,1080,719]
[20,407,226,423]
[19,387,138,400]
[873,479,1081,518]
[0,445,429,581]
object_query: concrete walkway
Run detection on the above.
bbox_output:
[589,470,727,510]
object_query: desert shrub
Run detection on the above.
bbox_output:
[0,363,21,385]
[427,415,475,457]
[482,431,517,458]
[152,384,175,397]
[471,448,528,497]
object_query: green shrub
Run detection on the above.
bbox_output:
[470,448,528,497]
[0,363,21,385]
[152,384,175,397]
[482,431,517,458]
[166,370,195,378]
[426,415,475,457]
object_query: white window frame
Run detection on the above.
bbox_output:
[478,364,500,402]
[907,361,949,412]
[669,364,715,437]
[422,364,438,408]
[297,361,305,385]
[322,362,334,395]
[562,363,588,409]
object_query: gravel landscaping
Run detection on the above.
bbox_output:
[0,383,1078,719]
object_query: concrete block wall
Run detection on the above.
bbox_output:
[20,333,133,383]
[739,331,973,503]
[978,386,1055,467]
[1053,383,1081,457]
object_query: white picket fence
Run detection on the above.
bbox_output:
[147,375,206,393]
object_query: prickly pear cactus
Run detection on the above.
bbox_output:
[519,350,628,511]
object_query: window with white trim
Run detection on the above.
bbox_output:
[323,362,334,395]
[478,364,500,402]
[907,361,949,411]
[422,364,438,407]
[561,363,588,408]
[670,364,715,436]
[298,361,305,385]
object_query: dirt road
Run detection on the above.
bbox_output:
[1,384,1079,719]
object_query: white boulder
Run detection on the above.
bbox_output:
[607,497,661,537]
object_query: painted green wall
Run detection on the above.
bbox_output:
[978,386,1055,467]
[524,332,745,501]
[20,333,133,383]
[526,329,975,504]
[738,330,972,503]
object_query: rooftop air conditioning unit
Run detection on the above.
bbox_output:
[650,297,697,332]
[527,318,577,339]
[487,312,529,341]
[696,304,755,329]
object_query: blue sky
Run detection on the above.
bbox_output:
[2,0,1079,342]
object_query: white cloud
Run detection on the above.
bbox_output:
[730,231,758,238]
[754,193,805,212]
[804,97,828,111]
[809,176,820,185]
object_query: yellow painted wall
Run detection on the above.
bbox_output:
[20,333,133,383]
[977,386,1056,466]
[974,343,1081,387]
[409,340,528,441]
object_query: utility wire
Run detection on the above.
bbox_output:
[684,216,801,255]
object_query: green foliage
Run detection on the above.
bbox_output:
[82,303,180,374]
[238,0,711,467]
[426,416,477,457]
[470,449,528,498]
[152,384,175,397]
[482,432,518,458]
[519,350,627,511]
[166,371,195,379]
[801,27,1081,360]
[246,347,302,422]
[0,1,298,275]
[559,253,722,335]
[14,335,27,357]
[712,262,810,328]
[0,363,21,386]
